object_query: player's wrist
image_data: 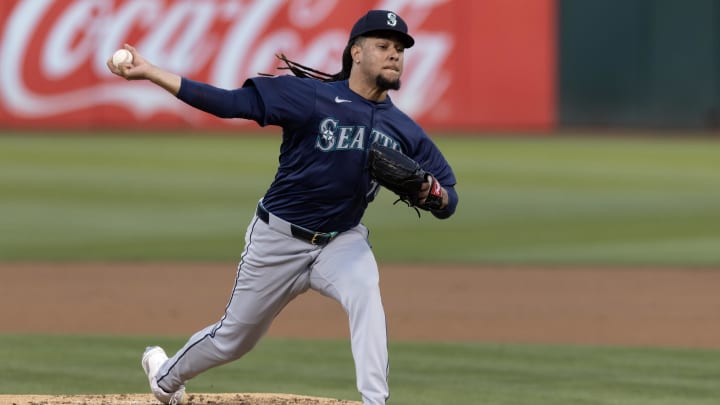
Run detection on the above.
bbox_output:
[440,187,448,209]
[147,67,182,95]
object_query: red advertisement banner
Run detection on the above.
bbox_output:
[0,0,555,131]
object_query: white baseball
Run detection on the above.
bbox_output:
[112,49,133,68]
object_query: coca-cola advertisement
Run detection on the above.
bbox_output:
[0,0,555,131]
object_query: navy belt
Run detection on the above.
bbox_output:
[256,203,338,246]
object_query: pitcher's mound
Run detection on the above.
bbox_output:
[0,393,361,404]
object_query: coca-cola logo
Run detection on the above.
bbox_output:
[0,0,452,123]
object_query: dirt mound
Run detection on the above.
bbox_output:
[0,393,361,405]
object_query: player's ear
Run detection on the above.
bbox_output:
[350,39,364,62]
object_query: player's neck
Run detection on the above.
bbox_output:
[348,75,388,103]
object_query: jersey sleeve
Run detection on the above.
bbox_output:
[176,77,265,120]
[242,75,316,127]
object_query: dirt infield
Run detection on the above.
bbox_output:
[0,393,360,405]
[1,262,719,404]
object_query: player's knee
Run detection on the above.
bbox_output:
[209,321,265,359]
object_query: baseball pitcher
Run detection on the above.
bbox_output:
[108,9,459,405]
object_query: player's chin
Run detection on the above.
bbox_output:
[376,73,401,91]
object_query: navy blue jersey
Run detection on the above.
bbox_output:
[177,75,457,232]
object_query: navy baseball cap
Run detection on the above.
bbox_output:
[349,10,415,48]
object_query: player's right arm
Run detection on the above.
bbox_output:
[106,44,181,95]
[106,44,264,122]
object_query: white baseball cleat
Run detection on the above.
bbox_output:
[141,346,187,405]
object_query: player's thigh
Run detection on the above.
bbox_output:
[227,219,317,323]
[310,224,379,301]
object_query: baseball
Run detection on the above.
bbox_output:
[112,49,133,68]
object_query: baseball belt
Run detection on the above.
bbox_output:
[256,203,338,246]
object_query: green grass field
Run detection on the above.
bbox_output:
[1,133,718,266]
[1,335,719,405]
[1,133,719,404]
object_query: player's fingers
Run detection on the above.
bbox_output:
[106,57,123,76]
[107,60,134,80]
[418,188,429,204]
[416,178,431,203]
[123,43,142,65]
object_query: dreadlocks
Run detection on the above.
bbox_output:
[261,42,355,82]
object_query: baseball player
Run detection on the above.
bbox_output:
[108,9,458,405]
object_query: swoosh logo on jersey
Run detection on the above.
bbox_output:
[334,96,352,103]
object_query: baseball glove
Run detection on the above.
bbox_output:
[367,143,443,212]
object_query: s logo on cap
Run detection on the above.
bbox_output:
[387,12,397,27]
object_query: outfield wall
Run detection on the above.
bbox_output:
[3,1,717,132]
[0,0,555,132]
